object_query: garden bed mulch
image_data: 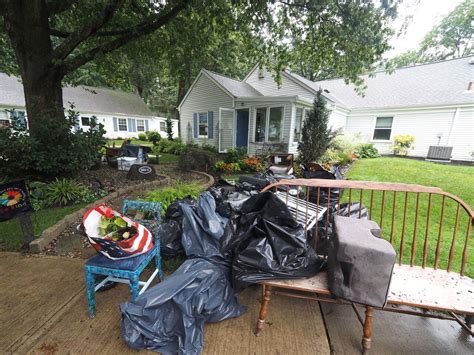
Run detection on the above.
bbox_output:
[41,164,208,259]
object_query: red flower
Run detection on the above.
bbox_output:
[104,208,114,219]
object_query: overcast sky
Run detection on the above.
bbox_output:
[386,0,464,57]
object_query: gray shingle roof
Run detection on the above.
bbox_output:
[0,73,153,116]
[290,56,474,109]
[203,69,262,97]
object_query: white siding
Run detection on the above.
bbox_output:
[149,117,179,139]
[329,107,347,131]
[288,105,348,155]
[76,112,157,139]
[451,107,474,162]
[345,106,474,160]
[179,73,234,145]
[244,67,315,102]
[0,105,158,139]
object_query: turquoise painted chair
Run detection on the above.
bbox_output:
[84,200,164,318]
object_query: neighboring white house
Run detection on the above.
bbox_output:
[0,73,179,140]
[178,56,474,162]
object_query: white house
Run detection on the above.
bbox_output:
[0,73,179,140]
[178,56,474,163]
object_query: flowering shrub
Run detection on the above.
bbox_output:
[242,157,262,172]
[214,161,242,173]
[391,135,415,156]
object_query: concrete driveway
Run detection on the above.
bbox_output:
[1,252,472,354]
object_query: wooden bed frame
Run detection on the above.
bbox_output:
[255,179,474,353]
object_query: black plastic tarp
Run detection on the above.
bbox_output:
[180,192,232,272]
[208,187,251,219]
[121,192,245,354]
[228,192,325,285]
[120,258,245,355]
[158,197,195,256]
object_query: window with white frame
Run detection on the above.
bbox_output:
[268,107,283,142]
[254,106,284,143]
[136,119,145,132]
[373,117,393,141]
[293,107,304,143]
[81,117,90,126]
[160,121,166,131]
[198,112,208,137]
[118,118,128,131]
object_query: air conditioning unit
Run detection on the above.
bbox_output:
[426,146,453,162]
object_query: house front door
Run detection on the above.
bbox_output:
[236,109,249,148]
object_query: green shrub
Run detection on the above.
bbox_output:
[318,148,341,166]
[29,181,49,211]
[138,133,147,141]
[152,139,186,155]
[0,107,106,179]
[45,178,90,206]
[200,143,218,154]
[214,160,242,173]
[224,147,247,163]
[392,134,415,156]
[178,147,218,171]
[298,90,338,162]
[355,143,380,159]
[146,131,161,145]
[145,183,203,214]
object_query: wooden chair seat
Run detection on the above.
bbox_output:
[262,264,474,315]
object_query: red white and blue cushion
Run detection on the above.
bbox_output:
[83,205,154,260]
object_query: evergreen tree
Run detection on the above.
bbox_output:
[166,116,174,141]
[298,90,337,163]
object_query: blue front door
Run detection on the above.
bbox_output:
[236,109,249,148]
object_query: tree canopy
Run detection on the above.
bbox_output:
[387,0,473,69]
[0,0,397,125]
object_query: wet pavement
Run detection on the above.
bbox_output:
[1,252,473,354]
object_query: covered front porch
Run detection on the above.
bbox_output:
[217,96,312,156]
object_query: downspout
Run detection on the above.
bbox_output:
[447,108,460,146]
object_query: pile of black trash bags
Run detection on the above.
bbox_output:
[121,171,368,354]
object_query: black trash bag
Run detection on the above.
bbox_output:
[312,202,369,255]
[302,164,342,210]
[121,258,246,355]
[157,220,184,256]
[165,197,195,221]
[229,192,325,286]
[180,191,232,273]
[208,187,251,219]
[154,197,195,256]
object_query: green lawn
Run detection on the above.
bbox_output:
[107,138,152,147]
[0,203,87,251]
[155,153,179,164]
[345,157,473,277]
[107,139,179,164]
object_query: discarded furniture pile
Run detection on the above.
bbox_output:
[257,179,473,353]
[81,166,473,354]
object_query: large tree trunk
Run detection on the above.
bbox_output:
[3,0,65,137]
